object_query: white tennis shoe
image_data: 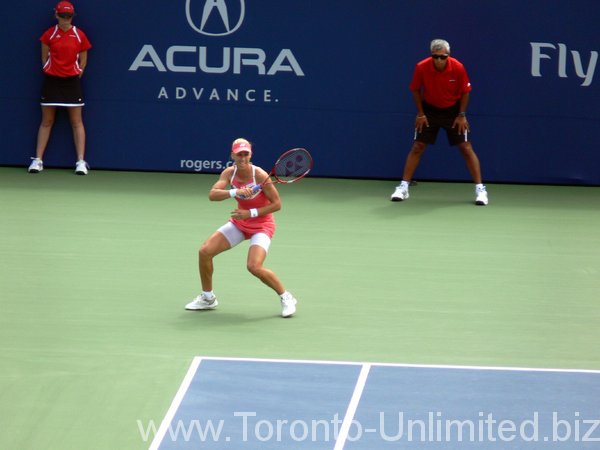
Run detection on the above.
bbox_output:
[475,185,489,206]
[28,158,43,173]
[185,294,218,310]
[280,294,297,318]
[75,160,89,175]
[390,184,409,201]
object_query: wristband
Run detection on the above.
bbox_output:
[457,112,467,117]
[229,189,237,198]
[250,208,258,218]
[416,114,426,119]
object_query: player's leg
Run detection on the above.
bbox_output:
[247,234,297,317]
[456,141,488,205]
[35,106,57,160]
[246,244,284,294]
[391,107,439,201]
[186,228,236,310]
[391,138,430,201]
[28,106,56,172]
[402,140,428,182]
[456,141,482,184]
[67,106,86,161]
[403,103,440,182]
[199,231,233,292]
[444,104,482,184]
[444,106,489,205]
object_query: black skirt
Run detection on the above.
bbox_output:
[40,74,84,107]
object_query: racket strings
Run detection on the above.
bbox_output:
[274,150,312,182]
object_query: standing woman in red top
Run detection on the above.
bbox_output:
[28,1,92,175]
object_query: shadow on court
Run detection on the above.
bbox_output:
[173,311,281,329]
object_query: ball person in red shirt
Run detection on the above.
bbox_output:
[185,138,298,318]
[28,1,92,175]
[391,39,488,205]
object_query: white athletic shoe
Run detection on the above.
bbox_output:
[390,184,409,201]
[28,158,43,173]
[75,160,89,175]
[185,294,218,310]
[475,186,489,206]
[280,294,297,318]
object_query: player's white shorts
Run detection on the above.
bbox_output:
[217,222,272,252]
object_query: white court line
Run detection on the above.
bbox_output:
[333,364,371,450]
[148,356,202,450]
[192,355,600,374]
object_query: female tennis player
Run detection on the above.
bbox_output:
[185,138,298,317]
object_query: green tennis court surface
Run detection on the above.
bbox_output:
[1,167,599,449]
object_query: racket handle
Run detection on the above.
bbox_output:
[252,184,262,193]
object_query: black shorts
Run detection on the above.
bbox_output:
[415,101,469,146]
[40,74,84,107]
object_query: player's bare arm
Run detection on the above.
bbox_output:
[452,92,470,134]
[412,90,429,131]
[258,185,282,216]
[41,43,50,65]
[209,167,235,201]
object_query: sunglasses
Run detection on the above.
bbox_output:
[431,54,449,60]
[57,13,73,19]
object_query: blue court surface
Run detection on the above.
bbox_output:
[148,357,600,449]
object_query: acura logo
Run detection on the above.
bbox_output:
[186,0,245,36]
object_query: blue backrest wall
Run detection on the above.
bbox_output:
[1,0,599,185]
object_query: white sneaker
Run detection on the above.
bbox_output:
[185,294,218,310]
[75,160,89,175]
[390,184,409,201]
[281,294,297,318]
[28,158,43,173]
[475,186,489,206]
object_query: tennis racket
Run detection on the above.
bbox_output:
[252,148,313,193]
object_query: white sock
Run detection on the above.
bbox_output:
[202,290,215,300]
[401,180,410,189]
[280,291,292,301]
[475,183,485,190]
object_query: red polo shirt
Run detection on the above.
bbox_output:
[41,25,92,77]
[409,56,472,108]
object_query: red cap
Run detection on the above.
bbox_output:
[56,1,75,14]
[232,140,252,154]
